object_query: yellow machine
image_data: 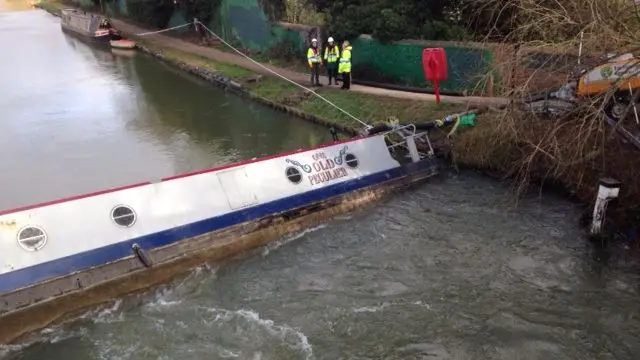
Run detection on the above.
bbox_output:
[577,54,640,96]
[525,53,640,150]
[576,54,640,119]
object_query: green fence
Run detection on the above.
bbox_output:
[351,37,493,94]
[215,0,309,54]
[214,0,273,51]
[89,0,496,94]
[214,0,495,94]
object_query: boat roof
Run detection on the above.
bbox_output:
[0,136,364,217]
[61,8,100,16]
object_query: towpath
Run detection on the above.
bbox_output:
[109,19,508,107]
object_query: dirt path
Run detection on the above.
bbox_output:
[111,19,508,107]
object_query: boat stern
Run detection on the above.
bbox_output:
[91,29,112,43]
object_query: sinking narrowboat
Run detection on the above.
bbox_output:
[0,127,438,344]
[60,9,114,42]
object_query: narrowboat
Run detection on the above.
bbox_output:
[0,127,438,344]
[59,8,114,42]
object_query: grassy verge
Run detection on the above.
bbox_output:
[146,45,464,129]
[37,0,466,130]
[36,1,63,15]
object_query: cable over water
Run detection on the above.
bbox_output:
[131,20,370,130]
[192,20,372,130]
[133,23,192,36]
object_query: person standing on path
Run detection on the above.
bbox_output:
[324,37,340,86]
[307,38,322,86]
[338,40,352,90]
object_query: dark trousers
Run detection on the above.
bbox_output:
[341,72,351,89]
[310,63,320,86]
[326,64,338,85]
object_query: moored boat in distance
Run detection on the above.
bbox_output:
[0,128,438,344]
[59,9,114,42]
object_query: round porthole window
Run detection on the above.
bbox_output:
[285,166,302,184]
[345,153,359,169]
[111,205,137,227]
[17,226,47,251]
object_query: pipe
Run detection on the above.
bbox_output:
[366,123,393,135]
[523,89,558,103]
[366,109,485,135]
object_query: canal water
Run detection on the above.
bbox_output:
[0,9,331,210]
[2,7,640,360]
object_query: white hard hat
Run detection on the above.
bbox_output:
[328,37,334,42]
[311,38,317,42]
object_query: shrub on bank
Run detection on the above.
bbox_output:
[454,0,640,236]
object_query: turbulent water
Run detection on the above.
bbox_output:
[3,174,640,360]
[1,7,640,360]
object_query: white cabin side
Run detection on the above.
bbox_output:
[0,136,399,275]
[60,10,94,34]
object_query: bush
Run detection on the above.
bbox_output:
[127,0,174,28]
[266,39,300,62]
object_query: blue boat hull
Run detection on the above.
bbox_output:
[0,156,437,344]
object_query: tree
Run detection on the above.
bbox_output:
[312,0,469,42]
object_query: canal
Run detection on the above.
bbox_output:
[0,9,331,210]
[2,7,640,360]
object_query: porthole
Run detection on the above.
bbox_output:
[111,205,137,227]
[285,166,302,184]
[17,226,47,251]
[345,153,359,169]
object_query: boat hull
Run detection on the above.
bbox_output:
[62,27,111,43]
[0,135,438,344]
[59,9,112,43]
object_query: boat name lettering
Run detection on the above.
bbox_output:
[308,165,348,186]
[284,146,350,185]
[308,146,349,185]
[285,159,312,173]
[311,146,348,165]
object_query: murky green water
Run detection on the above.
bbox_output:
[1,9,640,360]
[0,9,331,210]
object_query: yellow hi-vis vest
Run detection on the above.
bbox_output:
[307,47,321,66]
[338,46,352,73]
[324,45,340,63]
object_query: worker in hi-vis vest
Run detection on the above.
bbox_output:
[307,38,322,86]
[324,36,340,86]
[338,40,352,90]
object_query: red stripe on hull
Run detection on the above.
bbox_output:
[0,136,367,216]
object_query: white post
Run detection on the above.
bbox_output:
[629,83,639,124]
[590,178,621,237]
[405,135,421,162]
[577,31,584,65]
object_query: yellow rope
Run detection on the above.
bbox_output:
[447,115,461,138]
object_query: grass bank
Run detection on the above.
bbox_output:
[35,0,62,14]
[35,1,465,133]
[142,45,465,132]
